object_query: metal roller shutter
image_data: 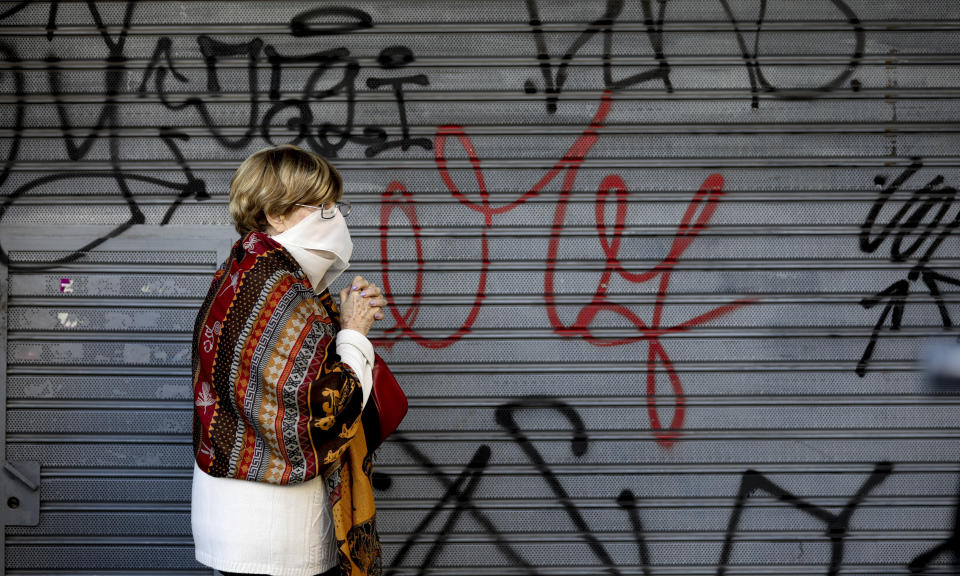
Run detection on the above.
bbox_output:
[1,1,959,574]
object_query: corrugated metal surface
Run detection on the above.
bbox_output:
[1,1,960,574]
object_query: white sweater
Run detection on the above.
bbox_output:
[192,237,375,576]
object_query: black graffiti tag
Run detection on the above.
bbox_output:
[523,0,864,112]
[856,158,960,377]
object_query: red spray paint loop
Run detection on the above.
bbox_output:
[434,126,494,223]
[377,182,424,349]
[594,173,630,274]
[647,340,684,447]
[377,180,489,349]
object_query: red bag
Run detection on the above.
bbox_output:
[361,352,408,453]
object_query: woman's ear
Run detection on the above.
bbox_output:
[264,210,285,234]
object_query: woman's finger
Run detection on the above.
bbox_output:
[350,276,369,292]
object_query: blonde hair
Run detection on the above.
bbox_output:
[228,143,344,236]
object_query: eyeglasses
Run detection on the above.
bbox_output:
[293,200,351,219]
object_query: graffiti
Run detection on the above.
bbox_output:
[0,0,870,270]
[717,461,892,576]
[495,399,617,573]
[0,0,874,269]
[716,0,864,109]
[614,490,654,576]
[0,1,152,269]
[378,89,756,444]
[0,2,429,268]
[289,6,374,37]
[380,399,903,576]
[909,472,960,574]
[383,439,534,576]
[523,0,865,112]
[523,0,673,114]
[856,158,960,377]
[140,10,429,158]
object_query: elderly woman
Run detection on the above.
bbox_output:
[190,144,386,576]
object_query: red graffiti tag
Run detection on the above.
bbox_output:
[377,89,756,445]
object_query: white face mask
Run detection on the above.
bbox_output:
[270,207,353,294]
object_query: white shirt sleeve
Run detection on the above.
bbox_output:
[336,328,374,410]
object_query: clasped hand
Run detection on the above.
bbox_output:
[339,275,387,336]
